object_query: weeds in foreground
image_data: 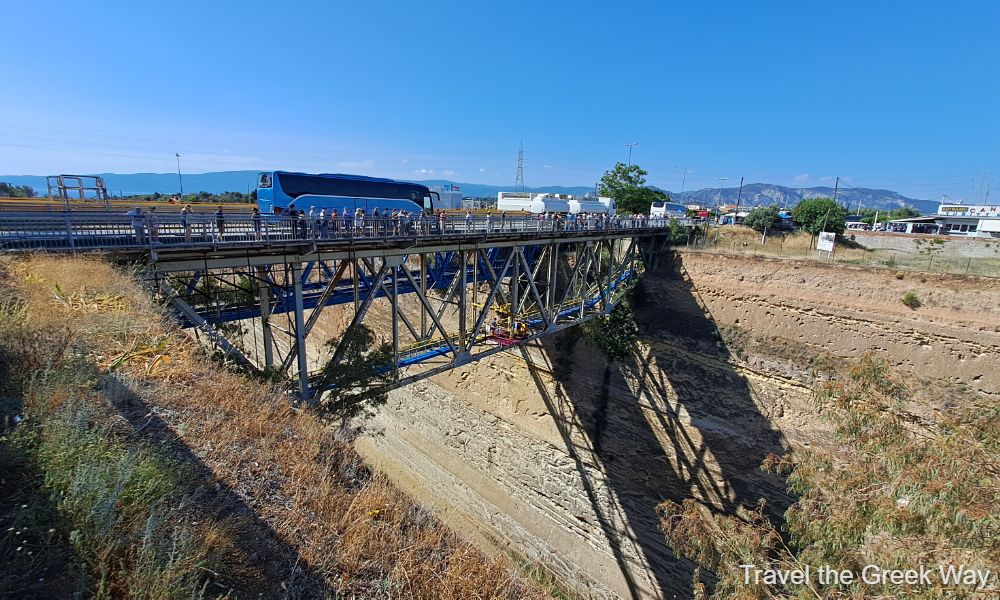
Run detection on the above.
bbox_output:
[1,254,547,599]
[658,354,998,599]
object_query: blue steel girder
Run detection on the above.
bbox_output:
[153,232,663,398]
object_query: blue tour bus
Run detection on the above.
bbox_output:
[256,171,437,215]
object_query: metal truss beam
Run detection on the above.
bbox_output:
[149,232,665,399]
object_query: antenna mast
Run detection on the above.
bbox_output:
[515,141,525,192]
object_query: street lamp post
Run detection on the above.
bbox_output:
[175,153,184,201]
[675,165,698,202]
[715,177,729,207]
[625,142,639,166]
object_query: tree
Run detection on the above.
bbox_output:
[791,197,849,234]
[743,204,782,233]
[598,162,666,215]
[598,162,648,197]
[889,206,920,219]
[0,183,36,198]
[310,325,394,425]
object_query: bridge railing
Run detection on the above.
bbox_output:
[0,213,678,251]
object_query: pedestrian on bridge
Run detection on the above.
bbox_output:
[318,209,330,239]
[297,210,308,240]
[146,206,160,243]
[331,208,341,237]
[180,205,193,243]
[126,207,145,245]
[500,210,507,232]
[485,211,492,233]
[214,206,225,242]
[252,207,263,241]
[465,209,473,233]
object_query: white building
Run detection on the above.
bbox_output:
[889,203,1000,237]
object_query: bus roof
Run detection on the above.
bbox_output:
[270,171,429,187]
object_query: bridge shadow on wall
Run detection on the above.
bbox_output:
[100,376,329,597]
[524,252,789,600]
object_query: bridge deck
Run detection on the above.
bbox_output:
[0,212,676,264]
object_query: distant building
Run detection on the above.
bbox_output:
[888,203,1000,237]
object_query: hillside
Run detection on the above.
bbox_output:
[1,171,936,213]
[0,255,549,599]
[663,182,938,213]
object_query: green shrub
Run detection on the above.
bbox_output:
[583,302,638,362]
[901,291,921,309]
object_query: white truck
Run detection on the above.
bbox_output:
[496,192,615,214]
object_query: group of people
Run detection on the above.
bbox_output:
[125,204,229,244]
[280,204,421,239]
[120,203,661,247]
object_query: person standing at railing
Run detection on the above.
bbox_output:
[286,204,298,239]
[438,210,447,235]
[318,209,330,239]
[465,209,473,233]
[214,206,225,242]
[180,205,193,243]
[252,207,263,241]
[330,209,340,237]
[146,206,160,243]
[297,210,308,240]
[485,211,492,233]
[126,207,146,244]
[390,209,400,236]
[307,207,317,238]
[500,211,507,232]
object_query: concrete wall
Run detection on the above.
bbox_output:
[852,231,1000,259]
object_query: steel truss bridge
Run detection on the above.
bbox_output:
[1,213,675,399]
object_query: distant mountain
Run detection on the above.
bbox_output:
[417,180,595,198]
[0,171,937,214]
[659,183,938,214]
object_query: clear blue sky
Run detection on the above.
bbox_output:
[2,0,998,201]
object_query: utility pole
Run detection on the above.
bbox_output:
[625,142,639,166]
[833,176,840,208]
[175,153,184,200]
[735,176,745,215]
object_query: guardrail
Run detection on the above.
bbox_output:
[0,213,679,252]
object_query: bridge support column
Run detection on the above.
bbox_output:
[546,244,559,329]
[290,263,310,401]
[458,250,467,353]
[387,256,405,379]
[256,266,274,369]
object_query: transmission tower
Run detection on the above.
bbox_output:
[514,141,525,192]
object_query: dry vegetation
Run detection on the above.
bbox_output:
[0,255,548,598]
[690,226,1000,277]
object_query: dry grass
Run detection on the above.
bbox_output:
[691,227,1000,277]
[1,254,549,598]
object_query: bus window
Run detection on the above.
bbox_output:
[423,196,433,211]
[258,173,272,188]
